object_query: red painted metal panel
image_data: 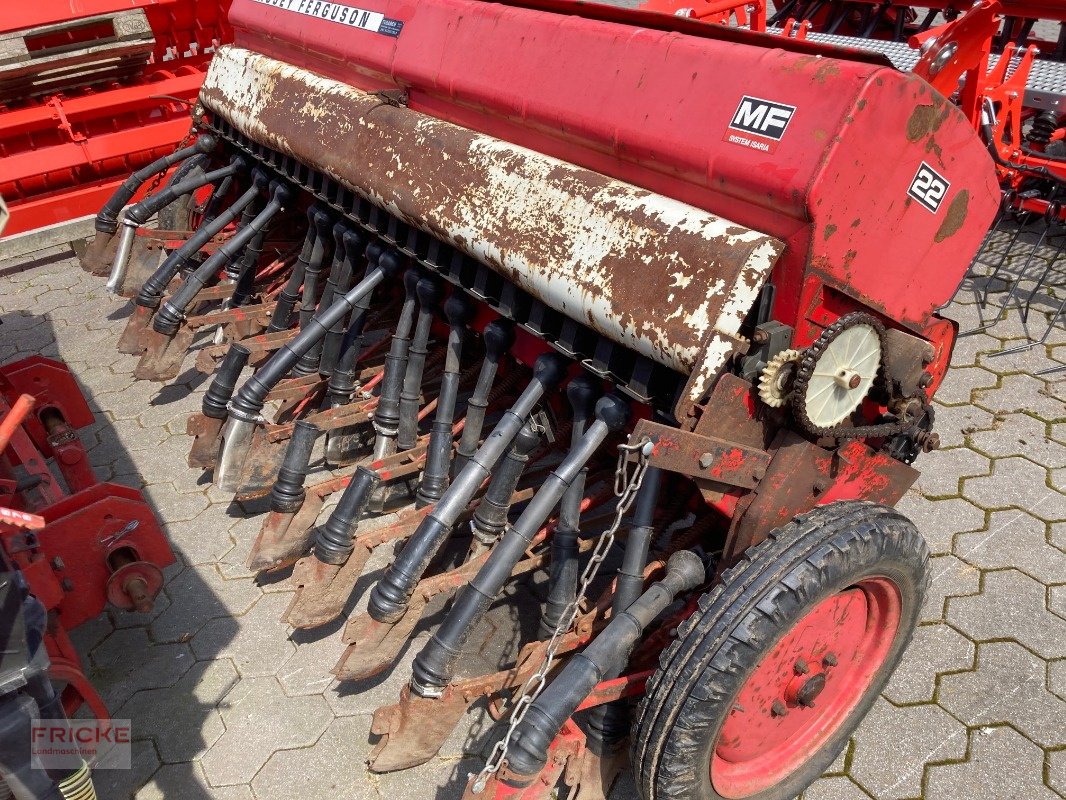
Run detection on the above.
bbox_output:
[224,0,999,336]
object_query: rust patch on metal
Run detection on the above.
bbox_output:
[199,47,783,397]
[935,190,969,243]
[906,101,951,142]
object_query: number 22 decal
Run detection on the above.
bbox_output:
[908,162,950,213]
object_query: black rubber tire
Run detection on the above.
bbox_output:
[631,500,929,800]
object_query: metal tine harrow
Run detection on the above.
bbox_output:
[963,191,1066,375]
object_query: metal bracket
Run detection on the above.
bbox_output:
[631,419,771,491]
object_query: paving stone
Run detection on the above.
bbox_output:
[939,641,1066,747]
[923,726,1058,800]
[953,510,1066,583]
[1051,658,1066,702]
[894,494,984,555]
[373,755,483,800]
[969,413,1066,467]
[1050,749,1066,797]
[962,457,1066,521]
[947,569,1066,658]
[251,715,377,800]
[974,372,1066,422]
[200,676,332,786]
[164,504,238,566]
[802,776,875,800]
[978,339,1057,374]
[928,403,997,448]
[922,555,982,623]
[848,699,967,800]
[136,762,255,800]
[933,366,998,406]
[150,566,261,643]
[91,739,161,800]
[191,592,296,678]
[277,625,348,697]
[911,447,991,498]
[883,623,974,704]
[114,659,238,763]
[945,330,1001,368]
[90,627,194,708]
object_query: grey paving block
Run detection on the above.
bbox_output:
[848,698,967,800]
[922,555,982,623]
[953,510,1066,583]
[933,365,998,406]
[910,447,991,499]
[89,627,194,708]
[191,592,296,678]
[929,403,997,448]
[372,755,482,800]
[923,726,1058,800]
[276,626,348,698]
[1050,749,1066,797]
[251,715,377,800]
[883,623,974,704]
[946,331,1002,368]
[947,569,1066,658]
[326,631,432,717]
[939,641,1066,747]
[970,413,1066,468]
[90,739,161,800]
[1051,658,1066,702]
[114,659,238,763]
[164,504,238,566]
[802,776,875,800]
[200,676,333,786]
[150,566,261,643]
[135,762,254,800]
[962,458,1066,521]
[973,372,1066,422]
[894,494,984,554]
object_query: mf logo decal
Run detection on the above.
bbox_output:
[724,96,796,154]
[907,162,950,213]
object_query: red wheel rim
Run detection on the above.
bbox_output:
[710,577,901,799]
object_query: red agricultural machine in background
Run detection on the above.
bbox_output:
[643,0,1066,364]
[77,0,1011,798]
[0,0,231,249]
[0,357,175,723]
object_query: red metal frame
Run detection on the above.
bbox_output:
[0,356,176,719]
[0,0,231,236]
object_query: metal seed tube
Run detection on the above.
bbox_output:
[540,374,599,638]
[318,225,360,377]
[135,182,261,311]
[152,179,290,336]
[270,420,321,514]
[452,320,515,477]
[367,353,569,624]
[294,208,336,375]
[213,247,404,491]
[325,240,385,406]
[415,292,475,507]
[409,393,631,696]
[397,276,443,451]
[469,418,542,545]
[503,551,706,781]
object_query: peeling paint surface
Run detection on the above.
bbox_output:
[200,47,783,384]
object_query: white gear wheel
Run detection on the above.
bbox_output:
[758,349,802,408]
[802,323,881,428]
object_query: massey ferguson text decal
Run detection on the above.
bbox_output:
[907,162,950,213]
[252,0,404,37]
[724,96,796,154]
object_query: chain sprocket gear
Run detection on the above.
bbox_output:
[757,348,802,408]
[793,312,905,438]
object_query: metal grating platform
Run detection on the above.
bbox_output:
[768,27,1066,111]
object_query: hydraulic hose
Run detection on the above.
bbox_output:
[367,352,569,624]
[415,291,475,507]
[152,180,291,335]
[410,394,631,696]
[452,319,515,476]
[503,550,706,782]
[135,182,261,310]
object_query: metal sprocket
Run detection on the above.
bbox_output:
[758,349,802,408]
[792,313,888,437]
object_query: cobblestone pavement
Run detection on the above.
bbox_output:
[0,223,1064,800]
